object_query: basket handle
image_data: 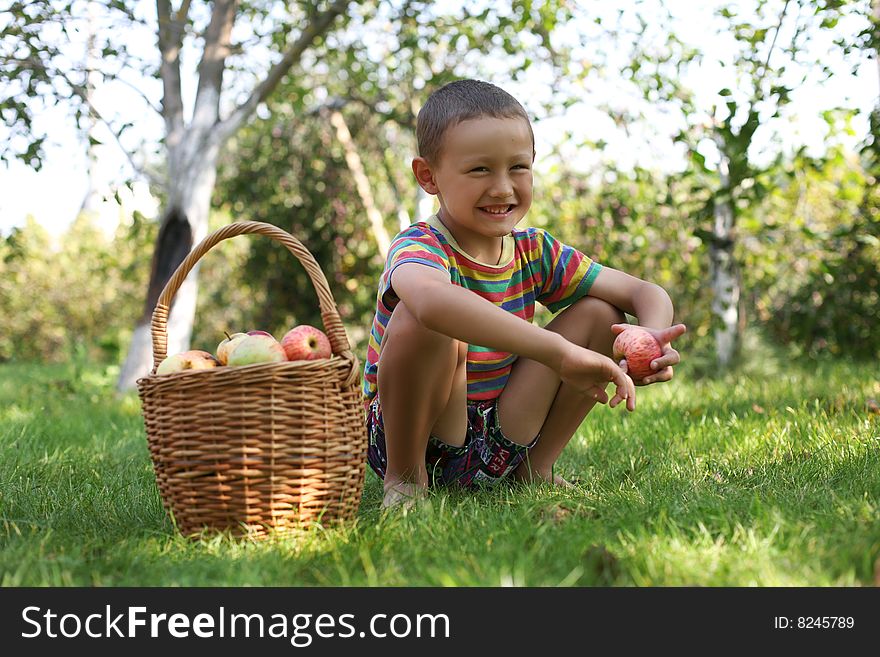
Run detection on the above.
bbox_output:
[149,221,358,384]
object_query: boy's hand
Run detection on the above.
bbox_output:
[558,343,636,411]
[611,323,687,386]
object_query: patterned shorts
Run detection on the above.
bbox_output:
[365,396,538,488]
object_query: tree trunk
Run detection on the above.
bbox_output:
[116,0,351,391]
[116,148,220,391]
[710,130,740,369]
[329,108,391,258]
[875,0,880,92]
[80,0,102,217]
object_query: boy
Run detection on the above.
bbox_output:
[363,79,687,507]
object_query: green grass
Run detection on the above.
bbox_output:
[1,354,878,586]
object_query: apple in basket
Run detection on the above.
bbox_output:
[155,350,219,375]
[226,333,287,366]
[216,332,248,365]
[281,325,332,361]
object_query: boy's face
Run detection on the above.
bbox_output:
[413,115,534,253]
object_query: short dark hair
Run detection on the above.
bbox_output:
[416,79,535,164]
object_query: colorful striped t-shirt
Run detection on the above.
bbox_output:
[362,215,602,406]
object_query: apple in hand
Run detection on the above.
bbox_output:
[216,332,248,365]
[281,325,332,361]
[156,350,220,375]
[612,326,663,380]
[227,333,287,366]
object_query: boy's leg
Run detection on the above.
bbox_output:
[376,301,468,501]
[497,296,625,483]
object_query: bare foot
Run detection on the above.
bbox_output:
[550,473,577,489]
[382,481,427,509]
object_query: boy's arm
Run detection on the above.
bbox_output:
[390,262,635,410]
[586,266,687,384]
[587,266,673,328]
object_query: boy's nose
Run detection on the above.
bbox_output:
[488,174,514,197]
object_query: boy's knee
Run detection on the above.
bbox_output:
[570,296,626,328]
[563,296,625,354]
[384,301,419,336]
[383,302,462,354]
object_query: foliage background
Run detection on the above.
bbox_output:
[1,0,878,369]
[4,140,876,367]
[2,146,878,367]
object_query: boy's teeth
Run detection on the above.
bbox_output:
[483,205,511,214]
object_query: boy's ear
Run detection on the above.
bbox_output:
[412,157,439,195]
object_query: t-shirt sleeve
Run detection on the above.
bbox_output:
[379,227,450,310]
[534,228,603,313]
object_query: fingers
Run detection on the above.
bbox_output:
[608,324,685,389]
[613,358,635,407]
[610,382,635,410]
[655,323,687,345]
[608,369,635,411]
[614,323,687,344]
[641,348,678,385]
[642,366,673,385]
[588,387,609,404]
[650,347,681,371]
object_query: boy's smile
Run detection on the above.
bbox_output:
[412,116,534,264]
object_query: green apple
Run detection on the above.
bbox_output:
[156,350,220,375]
[216,332,248,365]
[226,334,287,366]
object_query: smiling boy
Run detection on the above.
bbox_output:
[363,79,686,507]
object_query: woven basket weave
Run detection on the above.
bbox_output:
[137,221,367,538]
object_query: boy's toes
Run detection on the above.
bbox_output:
[552,473,587,489]
[381,482,426,510]
[552,474,578,489]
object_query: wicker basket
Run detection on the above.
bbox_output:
[137,221,367,538]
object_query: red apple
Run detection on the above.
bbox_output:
[156,350,219,375]
[216,332,248,365]
[281,325,332,361]
[227,334,287,366]
[612,327,663,380]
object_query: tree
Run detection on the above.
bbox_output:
[3,0,356,389]
[3,0,591,389]
[619,0,872,368]
[700,0,877,367]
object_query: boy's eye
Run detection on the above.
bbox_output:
[470,167,489,173]
[512,164,530,170]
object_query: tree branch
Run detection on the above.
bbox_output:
[215,0,356,143]
[7,55,160,187]
[755,0,791,97]
[74,91,160,188]
[873,0,880,94]
[328,107,391,258]
[157,0,186,176]
[176,0,193,24]
[101,71,162,115]
[192,0,236,131]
